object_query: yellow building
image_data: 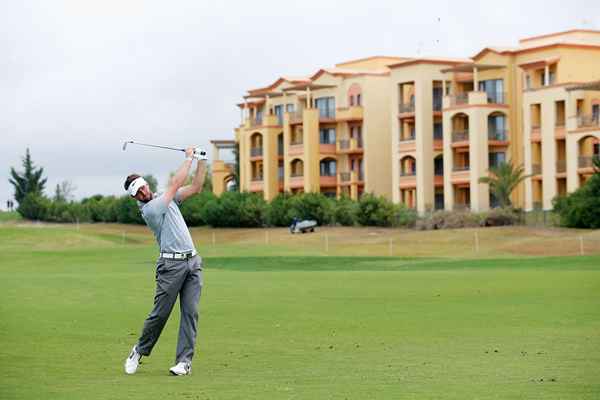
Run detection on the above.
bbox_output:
[217,30,600,213]
[232,56,406,201]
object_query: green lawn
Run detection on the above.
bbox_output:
[1,224,599,399]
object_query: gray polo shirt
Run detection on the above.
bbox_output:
[139,190,196,254]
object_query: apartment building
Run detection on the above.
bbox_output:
[232,56,404,201]
[216,29,600,213]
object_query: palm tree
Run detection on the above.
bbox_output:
[479,162,530,208]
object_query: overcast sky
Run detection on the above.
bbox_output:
[2,0,599,206]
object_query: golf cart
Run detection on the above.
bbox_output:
[290,217,317,234]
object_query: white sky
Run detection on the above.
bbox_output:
[2,0,599,205]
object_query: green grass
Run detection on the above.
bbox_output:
[0,211,21,222]
[1,224,600,399]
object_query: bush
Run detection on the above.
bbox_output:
[46,200,91,223]
[356,193,396,227]
[416,208,521,230]
[481,208,522,227]
[180,191,216,226]
[201,192,267,227]
[393,203,418,227]
[267,193,295,226]
[334,195,358,226]
[17,193,50,220]
[289,193,334,225]
[115,196,145,224]
[554,174,600,228]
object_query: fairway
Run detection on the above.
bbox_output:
[1,222,600,399]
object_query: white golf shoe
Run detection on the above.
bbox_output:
[169,361,192,376]
[124,345,142,374]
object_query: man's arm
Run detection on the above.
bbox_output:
[163,147,195,205]
[177,158,207,202]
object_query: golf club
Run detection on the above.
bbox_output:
[122,140,185,152]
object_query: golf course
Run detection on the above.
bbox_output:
[1,215,599,399]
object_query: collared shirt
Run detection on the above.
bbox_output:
[139,190,196,253]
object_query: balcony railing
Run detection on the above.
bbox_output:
[290,110,304,123]
[250,118,263,127]
[488,130,507,141]
[400,133,416,142]
[433,130,443,140]
[290,138,303,145]
[358,171,364,181]
[251,175,263,182]
[452,165,470,172]
[577,114,600,128]
[578,156,598,168]
[452,130,469,142]
[250,147,263,157]
[400,170,416,177]
[340,172,351,182]
[399,102,415,113]
[434,168,444,176]
[319,110,336,119]
[290,172,304,178]
[556,160,566,173]
[433,97,443,111]
[449,93,469,106]
[531,163,542,175]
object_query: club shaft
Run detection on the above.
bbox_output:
[129,141,184,152]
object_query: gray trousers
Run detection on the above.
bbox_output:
[136,255,203,364]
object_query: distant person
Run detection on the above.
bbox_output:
[122,146,207,376]
[6,200,9,211]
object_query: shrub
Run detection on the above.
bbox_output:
[201,192,267,227]
[17,193,50,220]
[393,203,418,227]
[267,193,295,226]
[289,193,335,225]
[46,200,91,223]
[82,195,118,222]
[356,193,396,227]
[114,196,145,224]
[481,208,522,227]
[553,174,600,228]
[180,191,216,226]
[334,195,358,226]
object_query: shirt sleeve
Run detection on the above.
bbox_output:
[142,194,169,219]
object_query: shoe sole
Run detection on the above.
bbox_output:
[169,370,191,376]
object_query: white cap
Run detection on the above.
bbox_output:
[128,177,147,197]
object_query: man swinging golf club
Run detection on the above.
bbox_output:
[123,146,207,376]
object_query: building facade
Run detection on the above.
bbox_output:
[217,30,600,212]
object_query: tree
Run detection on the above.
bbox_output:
[479,162,530,208]
[54,180,77,202]
[594,155,600,174]
[142,175,158,192]
[9,148,47,203]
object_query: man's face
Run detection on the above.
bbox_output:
[134,185,153,203]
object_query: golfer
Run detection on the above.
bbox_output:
[123,146,207,376]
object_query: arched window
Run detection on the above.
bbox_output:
[320,158,337,176]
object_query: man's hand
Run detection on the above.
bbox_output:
[185,147,195,159]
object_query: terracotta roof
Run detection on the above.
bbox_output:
[388,57,470,69]
[334,55,407,68]
[519,29,600,44]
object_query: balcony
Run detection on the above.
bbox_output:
[319,110,336,122]
[398,102,415,114]
[578,156,597,169]
[290,110,304,125]
[452,165,470,172]
[433,97,443,112]
[338,171,363,186]
[530,125,541,141]
[448,93,468,107]
[488,130,508,142]
[444,91,507,108]
[340,172,352,182]
[531,163,542,175]
[400,170,416,177]
[337,138,363,153]
[485,92,506,105]
[289,174,304,189]
[250,147,263,157]
[452,130,469,143]
[556,160,566,174]
[577,115,600,129]
[249,117,263,127]
[320,174,337,186]
[336,106,363,121]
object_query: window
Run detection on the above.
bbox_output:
[286,104,295,113]
[478,79,504,103]
[434,157,444,175]
[433,87,443,111]
[489,152,506,168]
[274,105,283,125]
[593,104,599,122]
[356,94,361,106]
[349,96,354,106]
[488,114,506,140]
[525,75,531,90]
[315,97,335,118]
[320,159,337,176]
[319,128,336,144]
[433,122,443,140]
[256,109,263,123]
[549,70,556,85]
